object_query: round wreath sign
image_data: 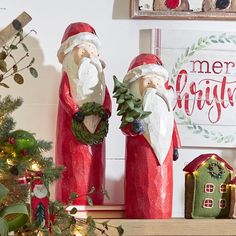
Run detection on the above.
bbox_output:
[72,102,109,145]
[207,162,225,179]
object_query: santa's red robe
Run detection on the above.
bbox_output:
[123,122,180,218]
[55,73,111,205]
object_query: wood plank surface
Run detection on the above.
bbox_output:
[96,219,236,236]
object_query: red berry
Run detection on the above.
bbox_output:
[21,149,27,156]
[8,137,16,145]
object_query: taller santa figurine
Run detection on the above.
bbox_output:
[55,22,111,205]
[119,54,181,218]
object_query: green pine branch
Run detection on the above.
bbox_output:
[113,75,151,128]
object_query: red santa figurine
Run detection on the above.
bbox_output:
[122,54,181,218]
[31,177,49,227]
[55,22,111,205]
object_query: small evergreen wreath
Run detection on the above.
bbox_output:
[72,102,109,145]
[207,162,225,179]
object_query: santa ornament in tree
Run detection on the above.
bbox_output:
[202,0,236,12]
[31,177,49,227]
[153,0,190,11]
[114,53,181,219]
[55,22,111,205]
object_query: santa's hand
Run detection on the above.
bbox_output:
[173,148,179,161]
[131,119,144,134]
[101,111,109,121]
[73,111,85,122]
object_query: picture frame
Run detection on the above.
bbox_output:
[151,28,236,148]
[130,0,236,20]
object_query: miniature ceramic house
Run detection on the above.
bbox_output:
[228,176,236,218]
[183,153,233,219]
[153,0,190,11]
[202,0,236,12]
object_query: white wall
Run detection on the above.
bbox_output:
[1,0,236,217]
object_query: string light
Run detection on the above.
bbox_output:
[211,155,216,160]
[6,159,13,165]
[31,162,40,171]
[201,161,206,166]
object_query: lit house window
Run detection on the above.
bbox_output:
[219,199,226,209]
[205,183,215,193]
[203,198,214,208]
[220,184,227,193]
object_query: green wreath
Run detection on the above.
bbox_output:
[72,102,109,145]
[207,162,225,179]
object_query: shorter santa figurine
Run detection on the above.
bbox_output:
[31,177,49,227]
[119,54,181,219]
[153,0,190,11]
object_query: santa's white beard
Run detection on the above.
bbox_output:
[63,55,105,134]
[142,88,174,165]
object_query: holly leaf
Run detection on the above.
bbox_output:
[70,207,77,215]
[116,225,124,236]
[0,83,9,88]
[29,67,38,78]
[13,73,24,84]
[101,188,110,200]
[86,216,96,228]
[101,220,110,230]
[28,57,35,67]
[10,44,18,50]
[0,60,7,72]
[88,186,96,194]
[87,196,93,206]
[69,192,78,200]
[21,43,28,52]
[13,64,18,73]
[16,30,23,40]
[0,51,7,60]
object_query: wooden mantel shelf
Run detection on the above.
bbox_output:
[97,219,236,236]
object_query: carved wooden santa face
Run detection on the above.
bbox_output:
[73,42,99,65]
[139,74,165,97]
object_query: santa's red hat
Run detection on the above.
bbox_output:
[57,22,101,63]
[123,53,168,84]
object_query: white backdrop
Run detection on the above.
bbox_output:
[1,0,236,217]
